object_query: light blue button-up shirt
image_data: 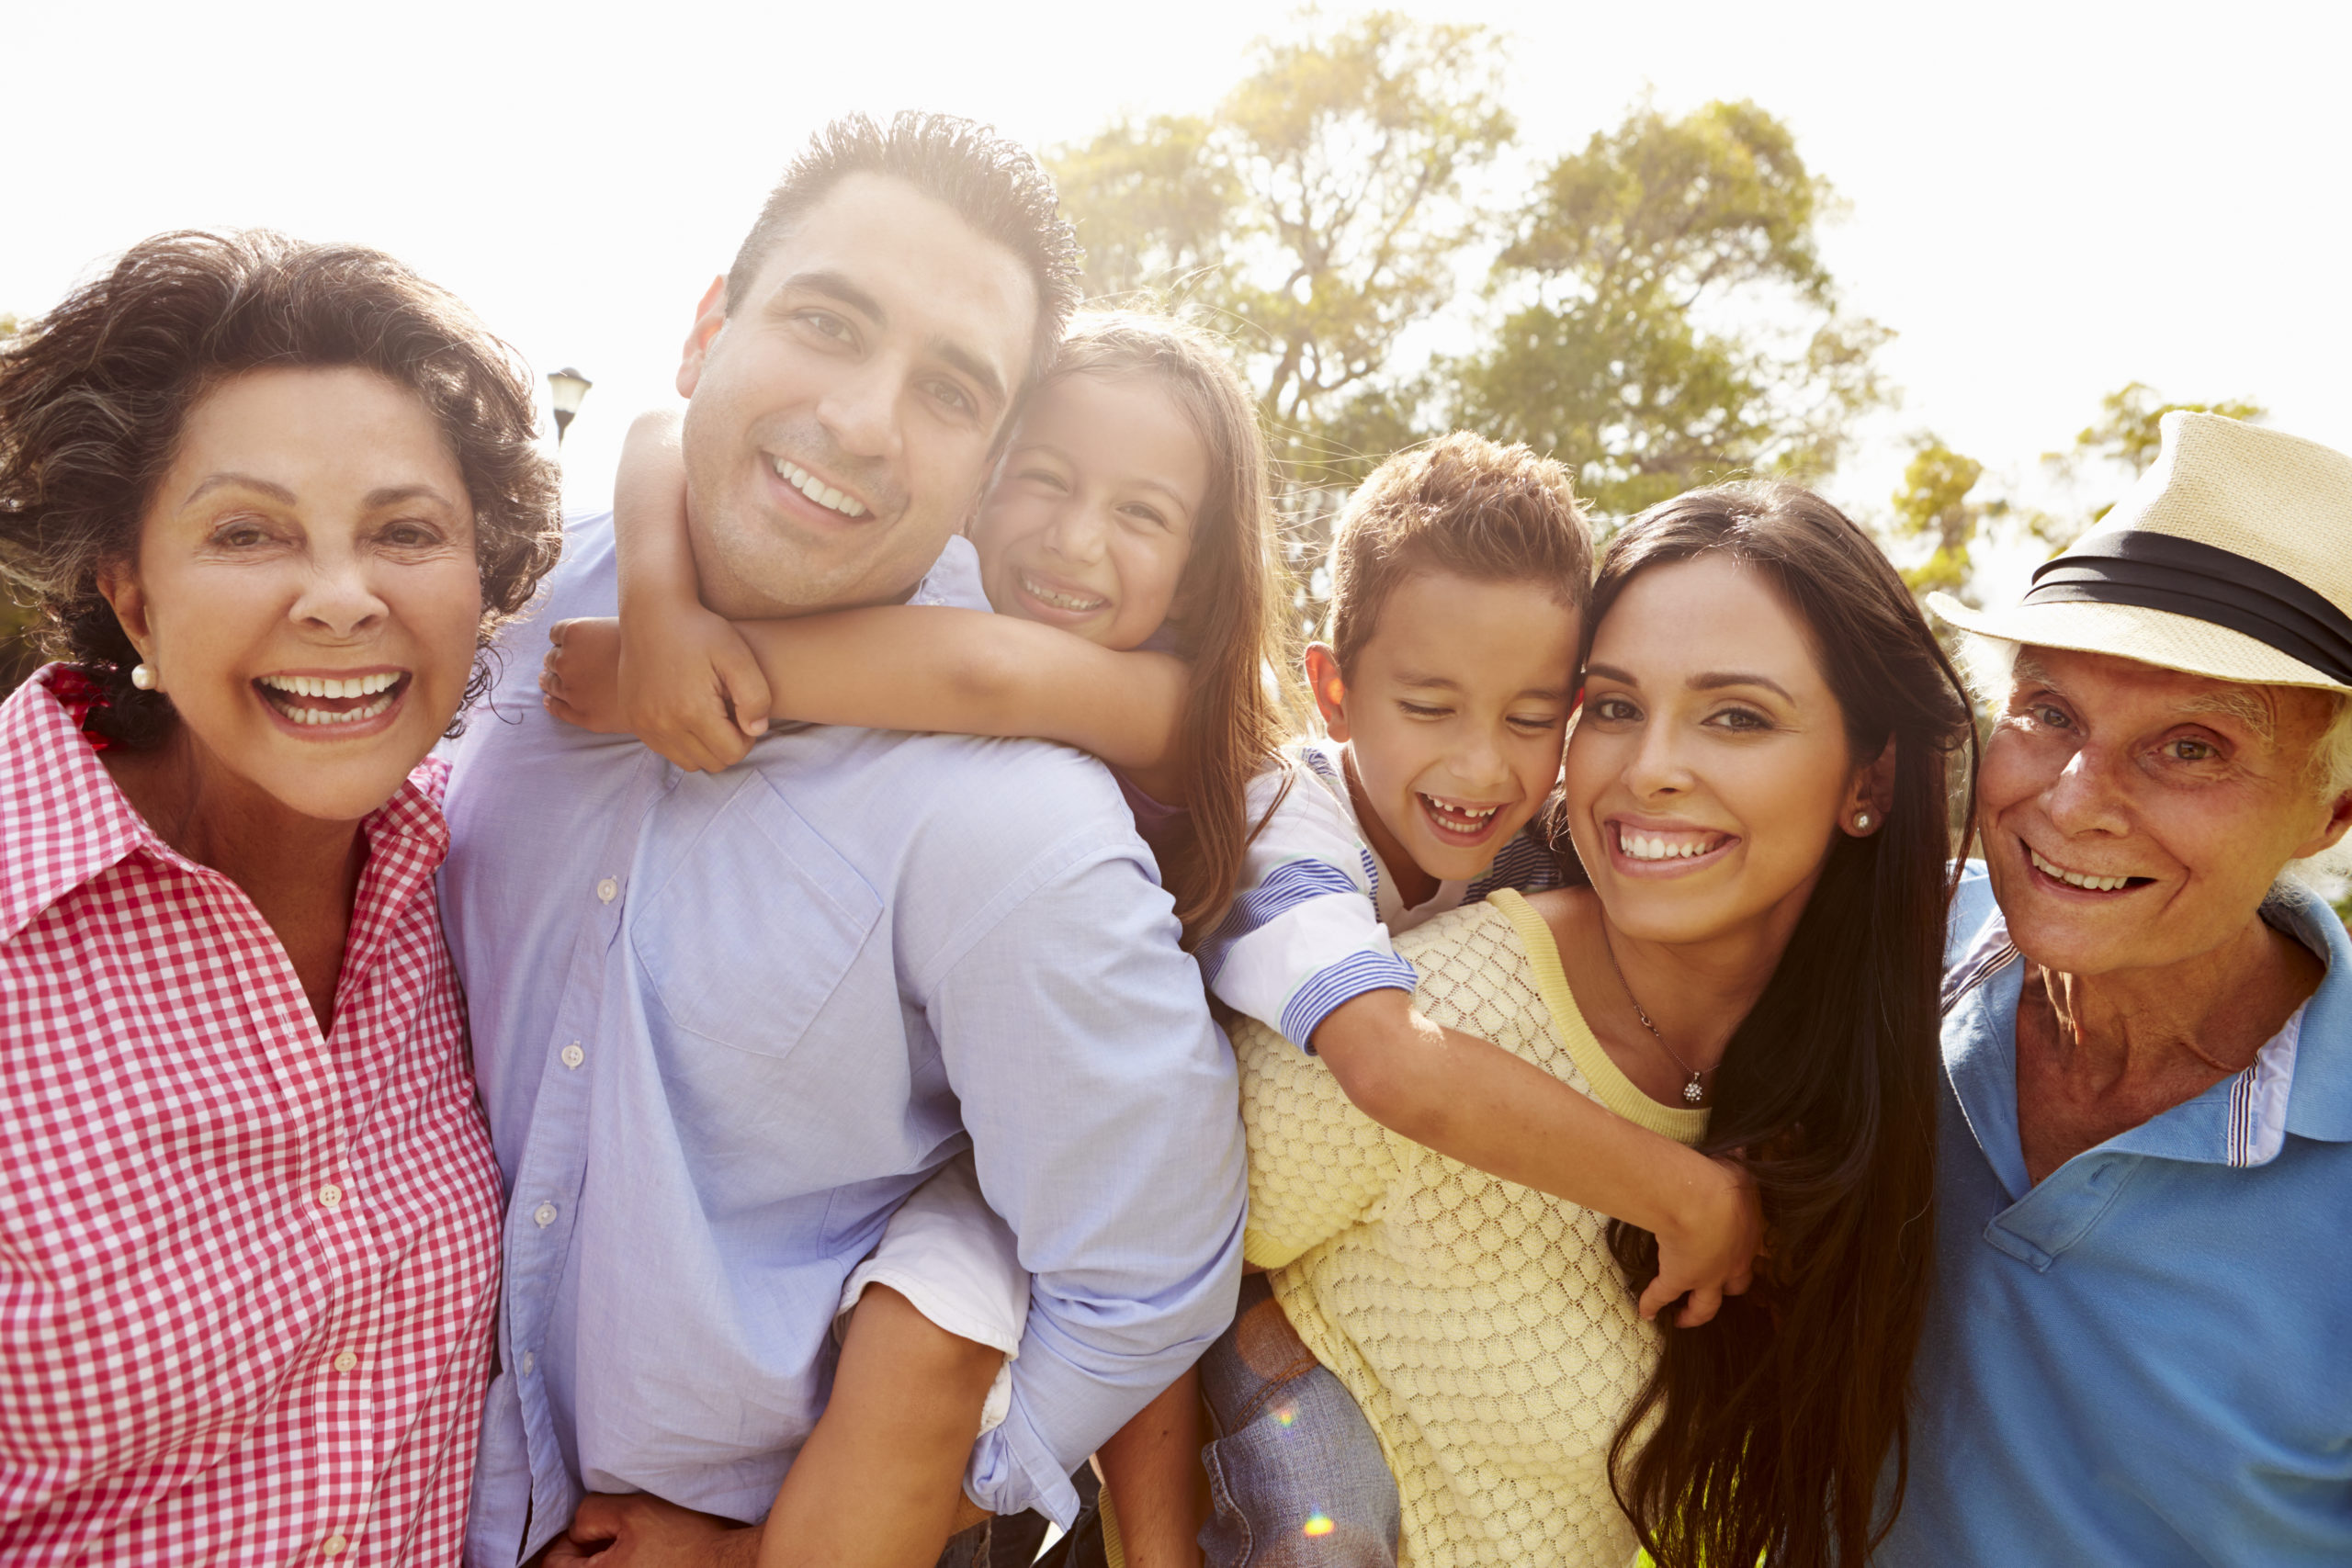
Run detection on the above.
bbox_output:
[1879,864,2352,1563]
[438,513,1247,1565]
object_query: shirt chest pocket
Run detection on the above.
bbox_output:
[629,774,886,1066]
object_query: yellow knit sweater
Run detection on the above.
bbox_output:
[1239,889,1709,1568]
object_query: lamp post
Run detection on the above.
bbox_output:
[548,367,594,446]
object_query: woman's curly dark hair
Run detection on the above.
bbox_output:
[0,229,563,749]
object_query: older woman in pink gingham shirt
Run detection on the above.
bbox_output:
[0,231,560,1564]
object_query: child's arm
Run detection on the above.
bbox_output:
[546,409,1192,793]
[610,409,780,772]
[1309,991,1759,1326]
[753,1284,1003,1568]
[1095,1371,1206,1568]
[550,604,1193,796]
[1205,769,1761,1325]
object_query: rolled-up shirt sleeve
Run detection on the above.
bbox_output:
[1200,765,1416,1050]
[929,840,1248,1524]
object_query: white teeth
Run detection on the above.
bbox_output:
[259,673,401,728]
[1020,573,1107,613]
[2030,847,2132,891]
[1620,829,1720,862]
[773,457,868,518]
[284,693,394,727]
[1420,799,1496,831]
[261,672,399,699]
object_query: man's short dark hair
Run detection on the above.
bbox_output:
[727,111,1084,395]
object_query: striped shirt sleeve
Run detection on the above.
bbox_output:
[1201,761,1416,1051]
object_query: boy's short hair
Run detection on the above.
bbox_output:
[726,111,1084,396]
[1324,432,1594,671]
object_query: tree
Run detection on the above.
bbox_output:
[1451,99,1892,517]
[1046,10,1514,483]
[1888,437,2002,602]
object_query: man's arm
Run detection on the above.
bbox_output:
[929,838,1247,1525]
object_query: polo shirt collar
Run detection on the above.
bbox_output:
[1940,875,2352,1193]
[2272,878,2352,1143]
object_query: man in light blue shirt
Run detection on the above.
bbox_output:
[439,113,1246,1565]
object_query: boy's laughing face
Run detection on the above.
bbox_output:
[1308,570,1581,901]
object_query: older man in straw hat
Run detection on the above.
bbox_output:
[1876,412,2352,1563]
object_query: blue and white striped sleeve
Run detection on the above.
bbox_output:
[1200,763,1416,1051]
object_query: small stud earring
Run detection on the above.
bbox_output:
[1853,808,1874,833]
[130,663,156,691]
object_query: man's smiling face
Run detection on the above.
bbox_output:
[675,172,1039,618]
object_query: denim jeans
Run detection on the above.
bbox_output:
[1196,1275,1400,1568]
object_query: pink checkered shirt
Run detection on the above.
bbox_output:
[0,666,503,1565]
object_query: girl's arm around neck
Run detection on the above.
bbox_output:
[731,607,1193,800]
[614,408,701,620]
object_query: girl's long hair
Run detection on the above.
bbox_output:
[1590,482,1975,1568]
[1036,312,1300,943]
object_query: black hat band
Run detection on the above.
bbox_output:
[2020,530,2352,685]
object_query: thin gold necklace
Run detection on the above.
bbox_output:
[1598,920,1711,1105]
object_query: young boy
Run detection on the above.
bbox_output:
[1204,434,1756,1303]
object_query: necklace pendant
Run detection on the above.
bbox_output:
[1683,1077,1704,1104]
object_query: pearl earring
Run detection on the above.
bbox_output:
[1853,808,1874,832]
[130,663,156,691]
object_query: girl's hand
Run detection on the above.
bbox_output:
[541,610,775,773]
[1640,1155,1764,1328]
[541,617,629,734]
[619,600,774,773]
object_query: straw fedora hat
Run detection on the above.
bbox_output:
[1929,412,2352,694]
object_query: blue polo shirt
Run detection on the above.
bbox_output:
[1879,866,2352,1563]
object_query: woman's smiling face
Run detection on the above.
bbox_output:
[970,370,1206,651]
[99,365,484,823]
[1566,553,1869,946]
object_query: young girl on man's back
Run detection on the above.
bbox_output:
[546,316,1758,1565]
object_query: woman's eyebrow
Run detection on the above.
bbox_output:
[1691,670,1795,702]
[184,471,296,506]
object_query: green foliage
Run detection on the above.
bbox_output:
[1046,10,1513,486]
[1878,383,2267,612]
[1046,115,1238,300]
[1451,100,1892,517]
[1889,436,2001,601]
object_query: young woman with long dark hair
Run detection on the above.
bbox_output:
[1230,479,1973,1567]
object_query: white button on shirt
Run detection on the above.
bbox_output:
[532,1202,558,1228]
[560,1043,584,1069]
[318,1183,344,1209]
[595,878,617,904]
[332,1351,358,1373]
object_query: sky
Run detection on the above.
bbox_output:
[11,0,2346,598]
